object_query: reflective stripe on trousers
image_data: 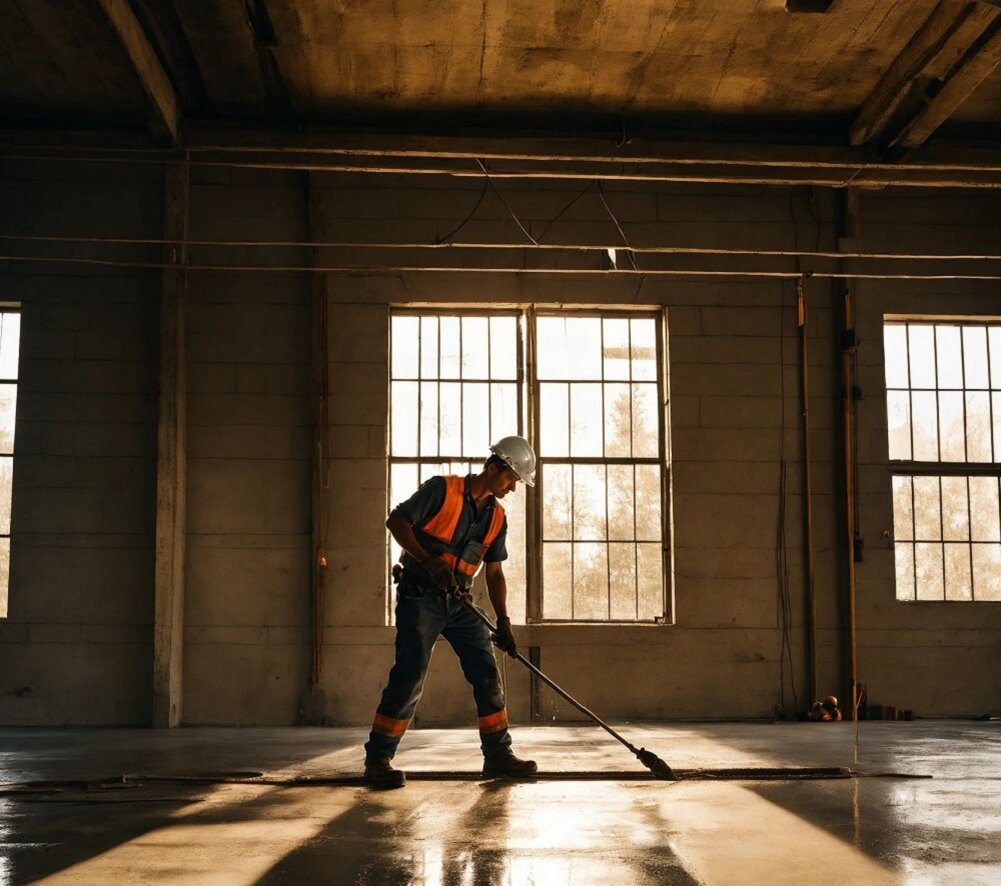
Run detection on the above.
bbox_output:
[365,586,513,761]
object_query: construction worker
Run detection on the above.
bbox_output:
[363,435,539,789]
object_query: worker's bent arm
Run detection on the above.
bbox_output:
[484,561,508,621]
[386,511,433,564]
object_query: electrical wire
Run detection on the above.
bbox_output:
[436,177,490,244]
[597,181,640,270]
[534,180,597,243]
[475,159,539,246]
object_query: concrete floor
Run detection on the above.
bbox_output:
[0,722,998,884]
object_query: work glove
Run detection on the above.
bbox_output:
[492,616,517,657]
[422,556,457,591]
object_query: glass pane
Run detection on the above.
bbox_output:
[392,316,419,379]
[542,543,572,619]
[944,543,972,601]
[604,383,631,458]
[966,392,992,462]
[609,543,637,620]
[892,475,913,541]
[0,536,7,617]
[937,392,965,462]
[994,392,1001,463]
[570,383,603,457]
[535,316,570,380]
[543,463,572,540]
[0,385,16,455]
[908,325,935,388]
[911,391,939,461]
[461,317,489,379]
[389,462,419,565]
[989,327,1001,388]
[0,457,11,535]
[935,325,963,389]
[894,543,915,601]
[963,326,989,389]
[915,542,944,600]
[439,382,461,456]
[969,477,1001,541]
[972,543,1001,601]
[603,319,630,381]
[490,316,517,380]
[635,463,662,541]
[462,383,489,457]
[886,391,912,461]
[419,382,438,457]
[912,476,941,540]
[420,316,439,379]
[637,543,664,619]
[440,316,460,379]
[567,318,602,381]
[0,313,20,380]
[490,383,518,445]
[941,476,970,541]
[632,383,659,458]
[573,542,608,620]
[502,486,527,625]
[607,464,635,541]
[884,324,909,389]
[391,381,418,456]
[572,464,606,541]
[631,318,657,382]
[539,383,569,457]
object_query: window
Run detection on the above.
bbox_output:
[389,308,670,624]
[0,307,20,618]
[884,318,1001,601]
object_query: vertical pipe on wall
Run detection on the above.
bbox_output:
[838,189,862,737]
[798,275,818,706]
[301,172,330,724]
[153,153,189,728]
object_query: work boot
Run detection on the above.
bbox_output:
[364,756,406,789]
[482,751,538,778]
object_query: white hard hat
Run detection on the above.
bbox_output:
[490,435,536,487]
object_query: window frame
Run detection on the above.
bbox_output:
[0,304,20,619]
[388,305,673,626]
[883,315,1001,602]
[528,306,672,624]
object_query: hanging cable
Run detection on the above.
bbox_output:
[597,181,640,270]
[475,159,539,246]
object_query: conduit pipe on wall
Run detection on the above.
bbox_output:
[838,190,863,743]
[798,275,818,706]
[302,173,330,724]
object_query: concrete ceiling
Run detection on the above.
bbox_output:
[1,0,999,147]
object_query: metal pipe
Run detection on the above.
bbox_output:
[1,233,997,262]
[798,276,818,706]
[2,254,999,280]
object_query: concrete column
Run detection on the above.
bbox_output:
[153,160,189,727]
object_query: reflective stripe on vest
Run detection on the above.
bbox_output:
[418,475,505,577]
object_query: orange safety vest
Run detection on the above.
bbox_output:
[416,475,506,580]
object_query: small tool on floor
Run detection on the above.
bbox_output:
[452,588,677,781]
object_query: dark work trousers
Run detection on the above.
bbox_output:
[365,583,513,761]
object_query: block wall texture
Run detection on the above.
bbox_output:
[0,159,161,724]
[0,160,998,725]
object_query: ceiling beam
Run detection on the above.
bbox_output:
[98,0,181,143]
[850,1,1001,149]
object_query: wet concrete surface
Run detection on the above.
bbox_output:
[0,721,998,884]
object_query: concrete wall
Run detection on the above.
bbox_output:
[0,159,161,724]
[0,158,998,725]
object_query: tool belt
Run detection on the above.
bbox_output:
[392,563,438,599]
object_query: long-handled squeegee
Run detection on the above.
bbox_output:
[453,589,677,781]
